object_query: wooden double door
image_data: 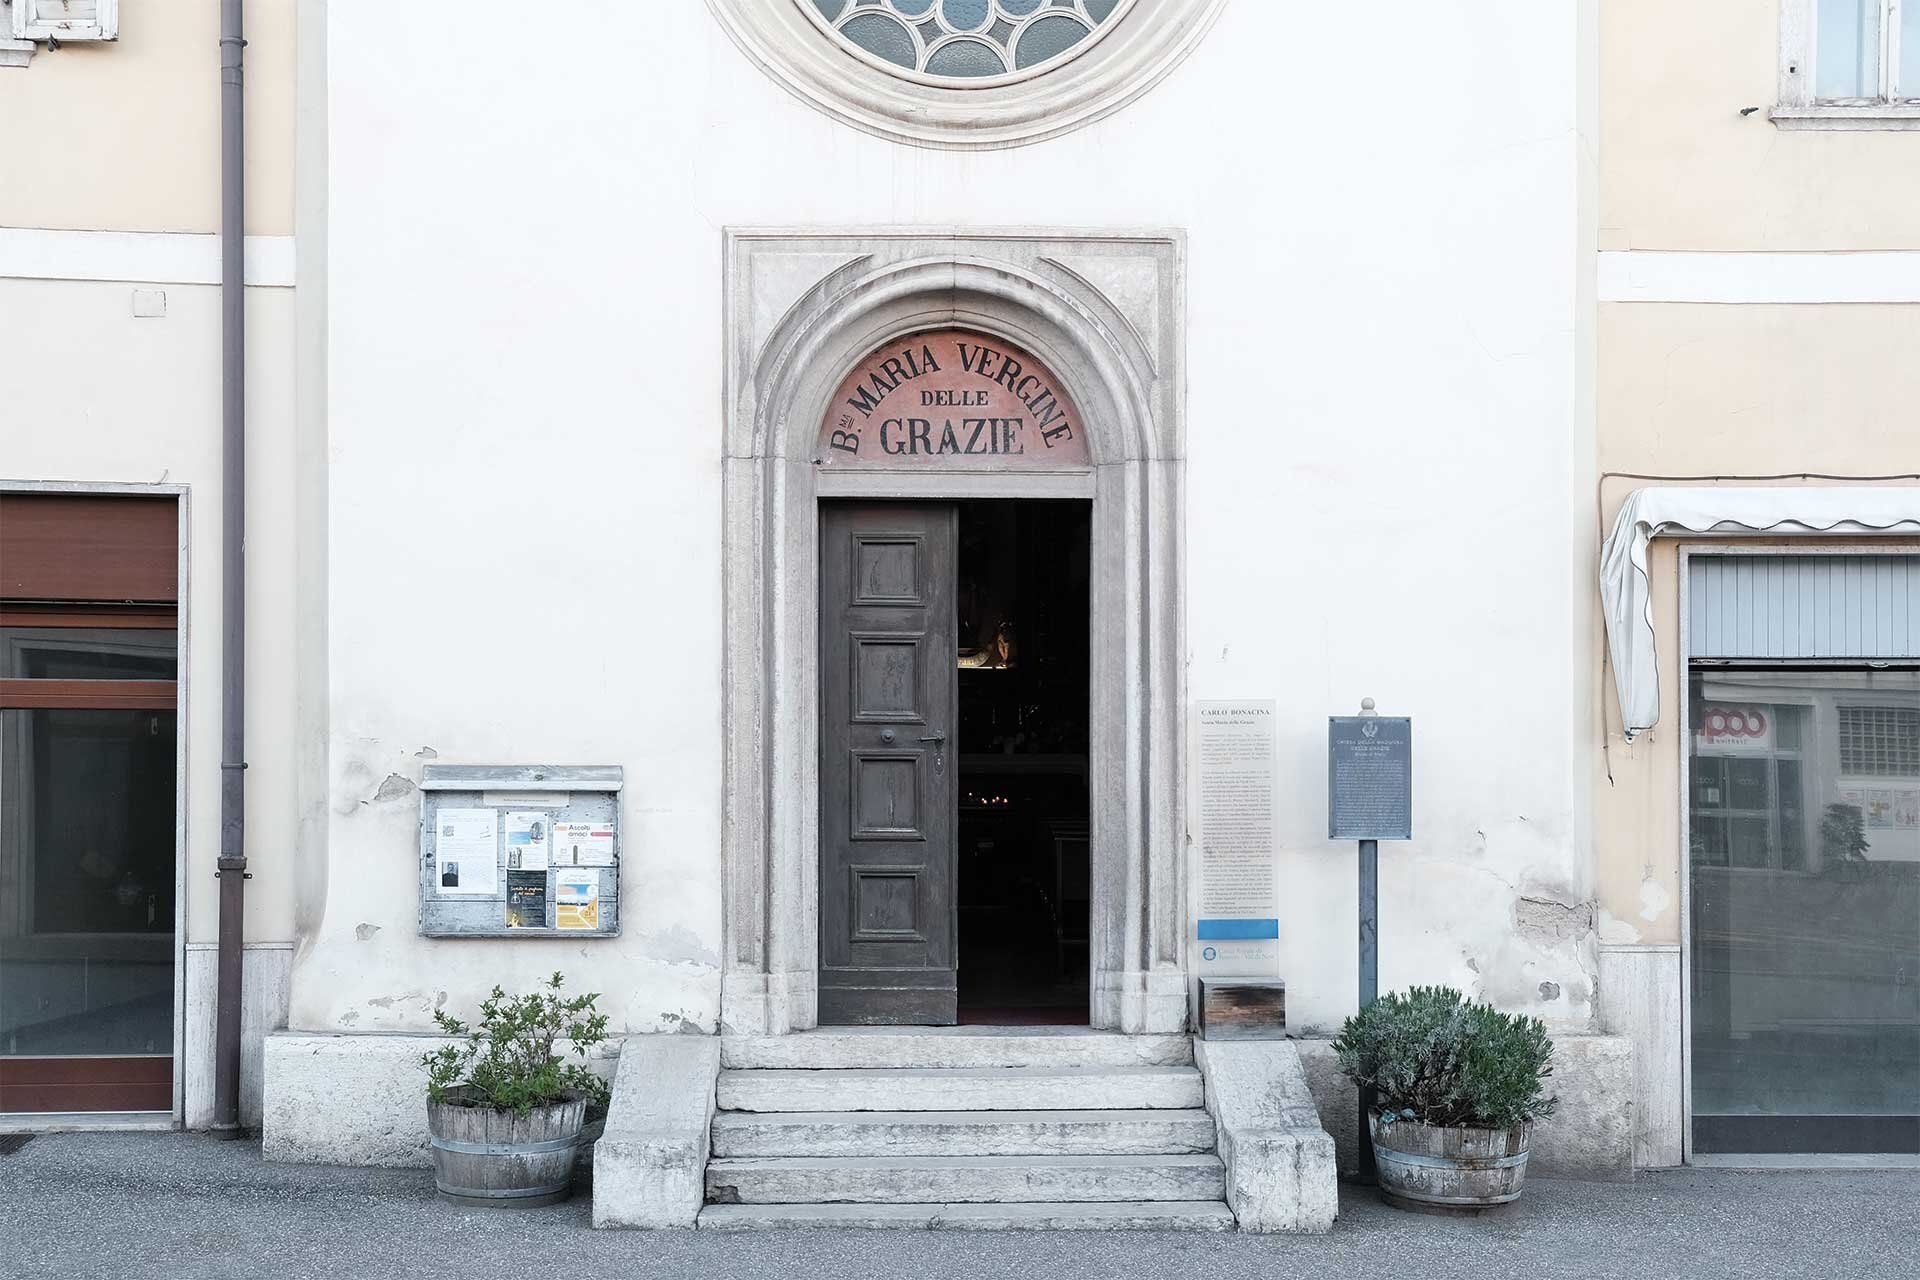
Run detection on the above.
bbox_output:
[818,503,959,1025]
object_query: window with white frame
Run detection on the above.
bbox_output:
[1778,0,1920,126]
[9,0,117,43]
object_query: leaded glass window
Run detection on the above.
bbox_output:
[806,0,1126,83]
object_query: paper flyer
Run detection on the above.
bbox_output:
[505,871,548,928]
[555,870,600,930]
[505,811,551,871]
[1866,789,1896,829]
[552,821,616,867]
[436,808,499,896]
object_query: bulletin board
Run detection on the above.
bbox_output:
[417,764,622,939]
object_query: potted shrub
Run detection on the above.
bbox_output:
[421,972,611,1208]
[1332,985,1556,1214]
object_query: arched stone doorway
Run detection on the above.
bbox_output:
[720,231,1187,1035]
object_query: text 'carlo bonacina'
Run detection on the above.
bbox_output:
[827,340,1077,457]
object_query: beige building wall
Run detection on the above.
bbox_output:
[1,2,299,1124]
[1596,0,1920,1168]
[1601,0,1920,250]
[0,0,294,233]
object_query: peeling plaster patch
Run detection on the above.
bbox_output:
[332,756,377,816]
[655,1011,713,1035]
[415,746,438,759]
[354,923,381,941]
[338,1011,359,1026]
[1512,896,1594,949]
[1538,980,1561,1001]
[641,925,721,970]
[367,996,394,1009]
[366,773,416,804]
[1463,953,1481,974]
[1638,876,1671,923]
[1595,908,1642,945]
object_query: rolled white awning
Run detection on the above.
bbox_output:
[1598,486,1920,739]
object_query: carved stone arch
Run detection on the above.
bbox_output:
[752,255,1164,467]
[721,230,1187,1036]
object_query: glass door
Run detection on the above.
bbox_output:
[1,494,179,1114]
[1689,667,1920,1154]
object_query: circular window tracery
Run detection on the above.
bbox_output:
[707,0,1224,150]
[806,0,1129,86]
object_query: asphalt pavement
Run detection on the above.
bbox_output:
[4,1130,1914,1280]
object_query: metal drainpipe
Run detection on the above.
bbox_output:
[212,0,248,1138]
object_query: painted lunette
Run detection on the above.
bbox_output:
[817,328,1093,467]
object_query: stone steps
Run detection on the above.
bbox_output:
[696,1199,1238,1232]
[716,1065,1206,1113]
[711,1107,1219,1158]
[704,1153,1228,1205]
[696,1033,1244,1231]
[722,1029,1193,1071]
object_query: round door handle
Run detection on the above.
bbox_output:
[881,729,896,743]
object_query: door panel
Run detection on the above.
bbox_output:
[819,504,957,1024]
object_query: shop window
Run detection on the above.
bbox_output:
[1687,667,1920,1153]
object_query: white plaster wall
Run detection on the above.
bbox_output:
[306,2,1590,1036]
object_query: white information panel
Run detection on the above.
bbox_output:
[1191,700,1279,978]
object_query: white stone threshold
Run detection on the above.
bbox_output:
[1690,1153,1920,1171]
[0,1111,173,1133]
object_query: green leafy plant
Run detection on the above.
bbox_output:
[421,972,611,1114]
[1332,985,1556,1130]
[1819,803,1870,867]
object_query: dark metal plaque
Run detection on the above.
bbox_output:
[1328,717,1412,840]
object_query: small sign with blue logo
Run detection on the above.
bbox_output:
[1193,700,1279,974]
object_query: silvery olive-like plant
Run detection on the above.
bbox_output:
[1333,985,1556,1130]
[421,972,610,1114]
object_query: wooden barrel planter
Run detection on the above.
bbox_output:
[1369,1114,1532,1215]
[427,1087,587,1208]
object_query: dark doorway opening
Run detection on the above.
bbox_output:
[954,500,1091,1025]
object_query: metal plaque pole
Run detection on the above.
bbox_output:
[1357,834,1378,1184]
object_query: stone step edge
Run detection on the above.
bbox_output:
[710,1109,1220,1157]
[707,1152,1226,1172]
[711,1107,1219,1127]
[721,1032,1194,1070]
[696,1200,1238,1232]
[717,1065,1202,1078]
[715,1066,1208,1113]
